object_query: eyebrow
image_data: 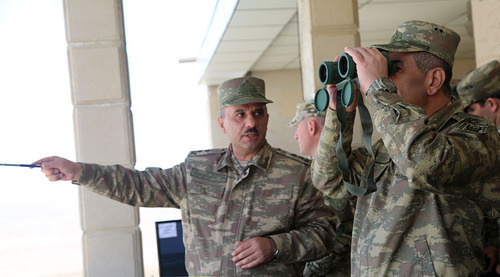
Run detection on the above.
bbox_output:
[391,59,402,65]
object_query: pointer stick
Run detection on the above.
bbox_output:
[0,163,41,168]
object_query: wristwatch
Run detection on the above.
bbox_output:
[366,77,397,95]
[267,236,279,259]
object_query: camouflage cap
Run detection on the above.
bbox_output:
[457,60,500,107]
[217,77,273,108]
[289,99,326,126]
[371,20,461,68]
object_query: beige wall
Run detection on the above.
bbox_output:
[207,84,229,149]
[252,69,304,155]
[471,0,500,66]
[454,57,476,81]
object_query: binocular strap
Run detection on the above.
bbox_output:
[335,90,377,197]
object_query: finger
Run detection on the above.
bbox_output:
[344,46,361,62]
[46,172,60,182]
[484,262,494,274]
[241,258,263,269]
[32,156,57,166]
[236,254,259,269]
[44,168,64,182]
[326,84,338,110]
[232,241,250,257]
[232,246,252,262]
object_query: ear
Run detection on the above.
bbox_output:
[486,98,499,112]
[426,68,446,96]
[217,117,227,134]
[307,119,317,135]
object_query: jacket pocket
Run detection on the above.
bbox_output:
[414,237,437,276]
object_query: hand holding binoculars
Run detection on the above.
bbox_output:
[314,51,397,111]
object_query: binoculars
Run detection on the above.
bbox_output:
[314,51,398,111]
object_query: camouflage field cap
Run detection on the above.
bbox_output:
[218,77,273,108]
[371,20,461,68]
[289,99,326,126]
[457,60,500,107]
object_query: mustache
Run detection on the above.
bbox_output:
[244,127,259,135]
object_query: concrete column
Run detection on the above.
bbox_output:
[63,0,143,276]
[470,0,500,66]
[297,0,360,100]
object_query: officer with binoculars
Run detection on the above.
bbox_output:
[311,20,500,276]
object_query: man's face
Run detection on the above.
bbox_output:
[294,118,315,156]
[465,102,497,124]
[388,52,428,107]
[218,103,269,158]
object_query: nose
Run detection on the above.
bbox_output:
[294,128,299,140]
[245,114,256,128]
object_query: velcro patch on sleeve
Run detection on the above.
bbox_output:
[457,119,489,134]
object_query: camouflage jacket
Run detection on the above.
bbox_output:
[76,142,336,276]
[312,79,500,276]
[304,195,354,277]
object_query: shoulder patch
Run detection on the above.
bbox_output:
[456,117,490,134]
[274,148,311,165]
[188,148,226,157]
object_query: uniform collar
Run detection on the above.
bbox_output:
[216,142,273,172]
[427,99,462,129]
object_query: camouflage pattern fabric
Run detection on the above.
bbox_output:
[76,142,336,276]
[218,76,273,108]
[483,128,500,270]
[458,60,500,260]
[289,99,327,127]
[304,195,354,277]
[457,60,500,108]
[371,20,460,68]
[312,78,500,276]
[288,100,353,277]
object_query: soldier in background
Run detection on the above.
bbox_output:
[312,20,500,276]
[290,99,326,158]
[458,60,500,130]
[289,100,352,277]
[457,60,500,275]
[34,77,336,276]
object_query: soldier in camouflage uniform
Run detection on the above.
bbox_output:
[311,20,500,276]
[290,100,353,277]
[457,60,500,275]
[290,99,327,157]
[458,60,500,131]
[34,77,337,276]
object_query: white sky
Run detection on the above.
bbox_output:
[0,0,214,276]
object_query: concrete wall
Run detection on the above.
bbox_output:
[471,0,500,66]
[252,69,304,155]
